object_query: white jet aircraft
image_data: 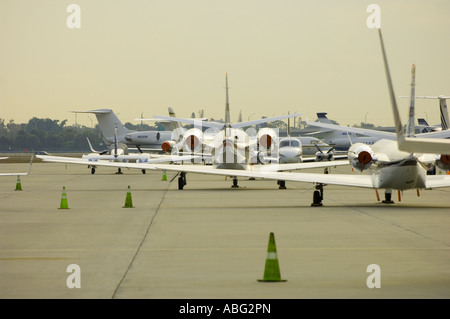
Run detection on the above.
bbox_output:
[48,131,199,175]
[73,109,173,153]
[274,116,345,164]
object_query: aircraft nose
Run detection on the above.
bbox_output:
[279,147,301,163]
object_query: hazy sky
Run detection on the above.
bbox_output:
[1,0,449,128]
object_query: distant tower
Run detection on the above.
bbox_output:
[238,110,242,122]
[406,64,416,137]
[225,73,230,124]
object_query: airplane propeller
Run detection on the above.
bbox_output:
[314,145,335,161]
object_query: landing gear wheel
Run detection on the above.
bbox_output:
[178,172,187,190]
[311,184,324,206]
[231,178,239,188]
[91,167,96,174]
[278,180,286,189]
[178,176,184,190]
[382,191,394,204]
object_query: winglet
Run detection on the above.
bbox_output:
[26,154,34,175]
[378,29,405,144]
[0,154,34,176]
[86,137,97,153]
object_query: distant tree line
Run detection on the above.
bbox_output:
[0,116,383,153]
[0,117,158,153]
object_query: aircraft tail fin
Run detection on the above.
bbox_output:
[168,107,184,131]
[378,29,406,144]
[72,109,132,144]
[418,118,429,126]
[316,113,332,123]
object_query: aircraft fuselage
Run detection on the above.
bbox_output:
[367,139,427,190]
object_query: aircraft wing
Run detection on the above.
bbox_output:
[146,163,375,188]
[305,120,395,140]
[231,112,302,129]
[260,161,349,171]
[37,154,376,188]
[0,155,34,176]
[152,115,225,129]
[425,175,450,188]
[36,154,200,166]
[394,137,450,154]
[301,155,348,162]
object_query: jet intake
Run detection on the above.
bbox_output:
[257,128,278,151]
[161,140,176,153]
[436,154,450,171]
[348,143,373,171]
[182,128,203,152]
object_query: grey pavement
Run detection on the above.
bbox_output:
[0,162,449,299]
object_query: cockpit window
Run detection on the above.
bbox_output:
[280,139,300,148]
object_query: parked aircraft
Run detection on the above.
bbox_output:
[37,31,450,206]
[419,95,449,131]
[151,74,304,165]
[417,118,437,133]
[406,96,449,133]
[275,117,345,164]
[306,113,380,150]
[37,73,347,191]
[305,111,450,151]
[81,134,199,174]
[73,109,173,153]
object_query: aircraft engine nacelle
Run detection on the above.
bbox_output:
[257,128,278,151]
[315,150,334,162]
[108,142,128,156]
[161,140,177,153]
[125,131,162,144]
[348,143,373,171]
[436,154,450,172]
[183,128,203,152]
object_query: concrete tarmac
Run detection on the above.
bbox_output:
[0,161,449,299]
